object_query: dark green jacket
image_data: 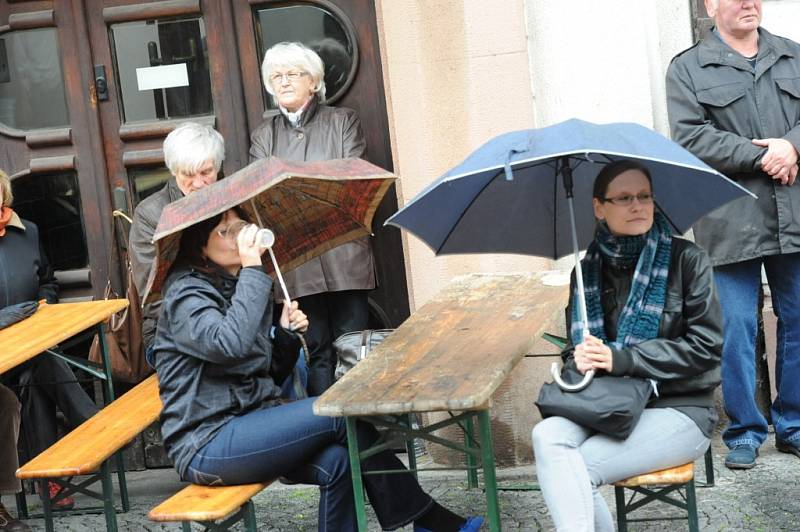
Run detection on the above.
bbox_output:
[666,28,800,266]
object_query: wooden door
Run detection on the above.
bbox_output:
[0,0,409,325]
[231,0,410,327]
[83,0,248,216]
[0,1,111,298]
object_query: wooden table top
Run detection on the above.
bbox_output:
[314,273,567,417]
[0,299,129,374]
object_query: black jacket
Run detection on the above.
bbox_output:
[153,265,300,478]
[563,238,722,409]
[0,214,58,307]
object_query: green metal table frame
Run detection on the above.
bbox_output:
[344,409,502,532]
[15,323,128,532]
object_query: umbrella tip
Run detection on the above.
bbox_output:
[504,163,514,181]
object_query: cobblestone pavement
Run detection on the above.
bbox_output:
[7,432,800,531]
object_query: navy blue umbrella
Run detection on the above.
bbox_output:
[387,118,754,390]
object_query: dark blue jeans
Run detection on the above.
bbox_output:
[715,254,800,449]
[185,398,432,531]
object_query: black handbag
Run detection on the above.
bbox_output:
[536,365,653,439]
[333,329,393,380]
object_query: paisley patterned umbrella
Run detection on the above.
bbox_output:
[142,156,395,305]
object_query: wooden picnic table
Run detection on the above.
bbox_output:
[1,299,131,528]
[0,300,128,375]
[314,272,566,532]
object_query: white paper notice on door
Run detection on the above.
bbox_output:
[136,63,189,91]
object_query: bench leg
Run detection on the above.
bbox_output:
[345,417,368,532]
[477,410,501,532]
[14,489,28,519]
[242,500,258,532]
[113,450,130,512]
[614,487,628,532]
[100,461,119,532]
[703,445,715,487]
[687,479,699,532]
[464,416,479,489]
[38,479,54,532]
[180,522,191,532]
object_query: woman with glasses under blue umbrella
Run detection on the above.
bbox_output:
[532,159,723,531]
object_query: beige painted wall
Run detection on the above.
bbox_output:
[376,0,547,311]
[376,0,800,313]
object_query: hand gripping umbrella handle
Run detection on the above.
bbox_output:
[550,362,595,392]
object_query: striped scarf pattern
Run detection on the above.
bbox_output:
[570,212,673,348]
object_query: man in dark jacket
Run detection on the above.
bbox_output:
[666,0,800,469]
[129,122,224,361]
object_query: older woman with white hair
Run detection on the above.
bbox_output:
[250,41,375,396]
[130,122,225,360]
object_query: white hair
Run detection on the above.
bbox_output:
[163,122,225,176]
[261,41,326,102]
[0,169,12,208]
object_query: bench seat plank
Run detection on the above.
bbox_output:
[614,462,694,488]
[149,482,272,522]
[17,373,161,478]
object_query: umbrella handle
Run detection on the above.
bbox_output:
[267,246,292,305]
[550,362,595,392]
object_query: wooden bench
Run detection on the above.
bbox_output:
[17,373,162,532]
[613,459,700,532]
[149,481,273,531]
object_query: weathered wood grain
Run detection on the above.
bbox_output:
[314,273,567,416]
[0,300,129,374]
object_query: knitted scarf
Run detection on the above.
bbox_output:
[570,212,673,349]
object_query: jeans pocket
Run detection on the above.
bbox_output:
[186,466,225,486]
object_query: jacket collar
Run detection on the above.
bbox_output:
[698,27,794,70]
[165,177,186,202]
[7,210,25,231]
[278,95,320,128]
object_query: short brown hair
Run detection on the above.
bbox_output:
[0,169,12,208]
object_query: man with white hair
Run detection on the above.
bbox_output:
[130,122,225,360]
[666,0,800,469]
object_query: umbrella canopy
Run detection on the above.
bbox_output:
[387,118,754,259]
[386,118,754,391]
[143,156,395,305]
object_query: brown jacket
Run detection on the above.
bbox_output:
[129,178,184,348]
[249,97,376,299]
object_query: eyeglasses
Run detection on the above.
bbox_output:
[269,71,308,84]
[216,220,250,241]
[603,192,654,206]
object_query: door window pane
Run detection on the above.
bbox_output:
[254,5,355,109]
[11,172,88,270]
[110,17,213,123]
[129,166,172,206]
[0,28,69,130]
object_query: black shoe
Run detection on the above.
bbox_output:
[724,444,758,469]
[0,502,31,532]
[776,438,800,458]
